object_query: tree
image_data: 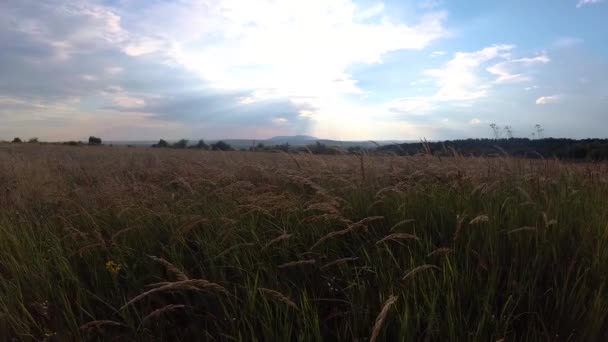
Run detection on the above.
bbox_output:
[88,136,102,145]
[194,139,209,150]
[172,139,189,149]
[275,143,290,152]
[12,137,22,143]
[28,137,39,143]
[211,141,232,151]
[152,139,170,148]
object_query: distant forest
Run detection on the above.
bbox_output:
[5,136,608,161]
[379,138,608,161]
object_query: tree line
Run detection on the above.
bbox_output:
[378,138,608,161]
[7,134,608,161]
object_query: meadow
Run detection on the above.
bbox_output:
[1,143,607,341]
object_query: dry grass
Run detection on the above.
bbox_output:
[0,143,607,341]
[369,295,398,342]
[121,279,227,310]
[258,288,299,311]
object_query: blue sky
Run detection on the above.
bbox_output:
[0,0,607,141]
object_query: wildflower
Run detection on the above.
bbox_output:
[105,260,122,277]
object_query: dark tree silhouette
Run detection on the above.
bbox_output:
[211,141,233,151]
[194,140,209,150]
[152,139,170,148]
[172,139,189,149]
[88,136,102,145]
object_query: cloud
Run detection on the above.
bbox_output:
[122,0,447,100]
[0,0,449,140]
[577,0,603,8]
[469,118,482,125]
[2,1,604,141]
[425,45,515,101]
[535,95,560,104]
[112,96,146,109]
[272,117,289,125]
[0,1,128,60]
[486,54,550,84]
[390,44,547,115]
[387,97,433,114]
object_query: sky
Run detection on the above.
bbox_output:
[0,0,607,141]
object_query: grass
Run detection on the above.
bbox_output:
[0,143,607,341]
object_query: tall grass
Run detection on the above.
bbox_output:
[0,143,607,340]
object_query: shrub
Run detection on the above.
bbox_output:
[12,137,22,143]
[193,140,209,150]
[274,143,290,152]
[152,139,170,148]
[88,136,102,145]
[172,139,189,149]
[211,141,233,151]
[27,138,39,143]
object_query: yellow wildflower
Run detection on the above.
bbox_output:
[105,260,122,276]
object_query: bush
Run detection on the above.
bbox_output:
[193,140,209,150]
[274,143,290,152]
[12,137,22,143]
[211,141,233,151]
[88,136,102,145]
[27,138,38,143]
[152,139,170,148]
[172,139,189,149]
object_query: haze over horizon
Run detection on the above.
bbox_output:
[1,0,607,142]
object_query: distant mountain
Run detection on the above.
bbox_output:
[269,135,318,141]
[106,136,416,149]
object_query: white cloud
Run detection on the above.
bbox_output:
[272,117,289,125]
[387,97,434,114]
[424,45,515,102]
[535,95,560,104]
[525,85,539,91]
[116,0,449,138]
[113,96,146,109]
[487,53,549,84]
[124,38,169,57]
[390,45,550,115]
[577,0,603,8]
[128,0,447,101]
[469,118,481,125]
[430,51,446,57]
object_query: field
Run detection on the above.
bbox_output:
[1,144,607,341]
